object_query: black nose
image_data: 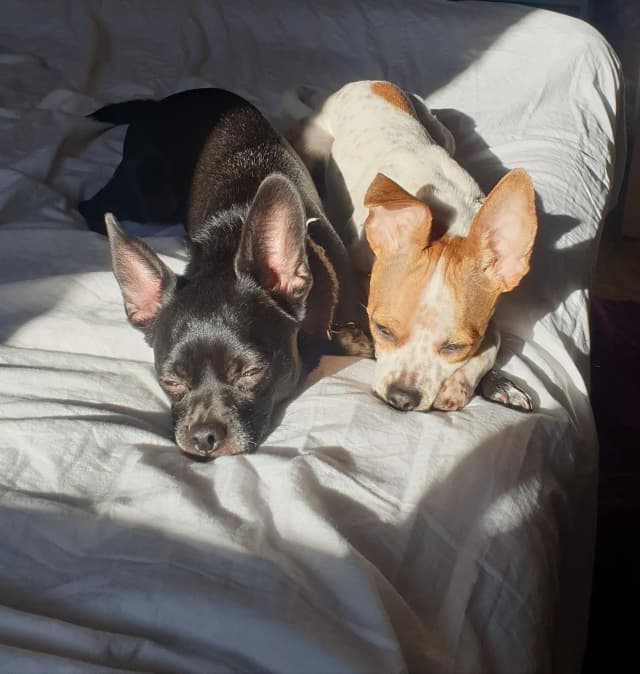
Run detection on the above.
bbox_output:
[190,421,227,457]
[386,384,421,411]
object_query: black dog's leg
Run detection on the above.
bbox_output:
[306,216,373,358]
[79,153,180,235]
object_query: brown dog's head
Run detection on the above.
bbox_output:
[363,168,537,411]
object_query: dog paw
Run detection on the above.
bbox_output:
[433,371,472,411]
[332,324,374,358]
[479,370,533,412]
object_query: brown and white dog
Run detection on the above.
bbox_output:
[284,80,537,412]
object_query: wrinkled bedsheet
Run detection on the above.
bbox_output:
[0,1,623,672]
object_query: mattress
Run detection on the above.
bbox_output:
[0,1,623,672]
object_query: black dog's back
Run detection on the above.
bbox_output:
[80,88,261,233]
[80,88,330,242]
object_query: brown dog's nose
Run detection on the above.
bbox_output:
[386,385,421,411]
[190,421,227,457]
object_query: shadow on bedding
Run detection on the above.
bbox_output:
[434,109,596,409]
[266,420,587,673]
[0,417,576,673]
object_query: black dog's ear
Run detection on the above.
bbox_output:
[104,213,176,331]
[235,174,312,319]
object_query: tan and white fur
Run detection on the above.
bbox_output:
[284,81,537,412]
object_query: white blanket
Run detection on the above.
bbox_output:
[0,1,623,672]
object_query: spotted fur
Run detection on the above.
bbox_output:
[290,80,537,410]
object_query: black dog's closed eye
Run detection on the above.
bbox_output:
[231,363,268,391]
[240,366,264,379]
[160,364,267,397]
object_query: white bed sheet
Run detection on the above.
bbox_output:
[0,1,623,672]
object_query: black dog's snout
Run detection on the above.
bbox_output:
[190,421,227,456]
[386,385,421,412]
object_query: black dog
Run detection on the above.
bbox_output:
[80,88,371,460]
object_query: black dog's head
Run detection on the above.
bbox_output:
[105,174,313,460]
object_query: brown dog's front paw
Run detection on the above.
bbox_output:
[433,371,473,411]
[331,323,374,358]
[479,369,533,412]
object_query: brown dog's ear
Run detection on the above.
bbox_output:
[364,173,432,257]
[466,168,537,292]
[235,173,312,320]
[105,213,176,331]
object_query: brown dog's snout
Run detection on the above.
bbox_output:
[186,420,228,459]
[385,384,422,412]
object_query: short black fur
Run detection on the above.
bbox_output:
[83,88,371,460]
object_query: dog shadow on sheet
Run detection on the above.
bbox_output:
[280,423,591,674]
[443,108,596,412]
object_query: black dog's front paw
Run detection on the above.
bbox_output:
[480,369,533,412]
[331,323,374,358]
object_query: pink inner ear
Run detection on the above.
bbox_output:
[256,206,310,297]
[261,253,309,297]
[259,263,280,292]
[125,298,161,325]
[485,205,531,287]
[118,251,163,325]
[469,169,537,291]
[365,200,431,256]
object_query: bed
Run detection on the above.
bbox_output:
[0,1,624,672]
